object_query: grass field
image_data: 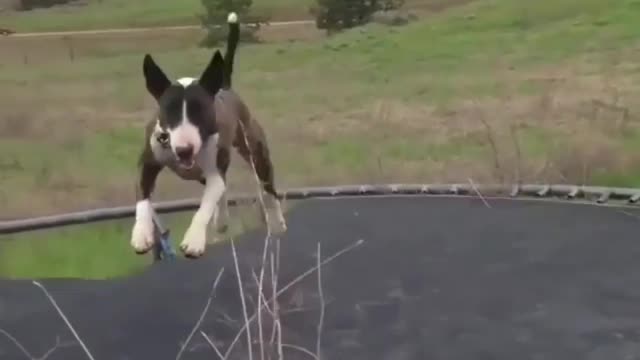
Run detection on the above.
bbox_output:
[3,0,640,279]
[0,201,278,279]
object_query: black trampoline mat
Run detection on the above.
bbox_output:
[2,195,640,360]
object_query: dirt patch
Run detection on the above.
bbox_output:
[17,0,87,11]
[0,0,20,11]
[407,0,476,13]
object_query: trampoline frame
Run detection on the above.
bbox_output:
[2,183,640,261]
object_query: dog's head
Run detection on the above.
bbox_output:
[142,50,225,168]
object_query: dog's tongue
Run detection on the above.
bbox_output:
[179,158,195,169]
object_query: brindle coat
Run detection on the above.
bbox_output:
[131,13,286,258]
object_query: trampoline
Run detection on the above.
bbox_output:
[3,184,640,360]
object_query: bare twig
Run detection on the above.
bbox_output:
[223,239,364,359]
[176,268,226,360]
[509,124,522,186]
[230,238,254,360]
[278,239,363,301]
[32,281,95,360]
[251,271,275,318]
[256,237,271,360]
[535,157,551,183]
[0,329,75,360]
[581,152,588,187]
[476,103,503,183]
[235,79,278,360]
[280,305,334,315]
[230,114,291,360]
[273,239,284,360]
[617,209,640,220]
[274,319,283,360]
[257,288,265,360]
[200,331,224,360]
[0,328,34,359]
[315,243,325,360]
[269,251,279,346]
[252,268,276,360]
[282,343,320,360]
[39,337,77,360]
[467,178,491,208]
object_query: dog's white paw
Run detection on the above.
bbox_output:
[180,223,207,258]
[130,219,155,254]
[256,200,287,234]
[261,208,288,234]
[273,213,288,234]
[272,199,287,234]
[207,233,226,245]
[215,217,229,234]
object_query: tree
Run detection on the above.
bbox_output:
[311,0,405,33]
[198,0,267,48]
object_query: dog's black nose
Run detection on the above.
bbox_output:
[175,145,194,161]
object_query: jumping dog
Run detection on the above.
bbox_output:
[131,12,287,258]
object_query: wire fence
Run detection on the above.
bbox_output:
[2,183,640,235]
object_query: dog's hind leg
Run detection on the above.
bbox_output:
[210,190,230,241]
[250,140,287,234]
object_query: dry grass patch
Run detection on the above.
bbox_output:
[4,33,640,216]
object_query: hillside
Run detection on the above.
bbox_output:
[2,0,640,278]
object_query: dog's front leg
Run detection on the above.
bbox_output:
[200,178,229,236]
[131,160,163,254]
[180,146,230,258]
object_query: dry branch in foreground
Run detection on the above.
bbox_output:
[32,281,95,360]
[175,268,226,360]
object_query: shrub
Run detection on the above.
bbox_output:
[311,0,405,33]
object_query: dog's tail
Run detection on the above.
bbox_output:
[223,12,240,88]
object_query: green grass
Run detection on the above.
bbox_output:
[5,0,640,278]
[0,219,153,279]
[0,0,313,32]
[0,127,140,187]
[0,207,269,279]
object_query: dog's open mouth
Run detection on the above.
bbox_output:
[174,145,196,169]
[177,157,196,169]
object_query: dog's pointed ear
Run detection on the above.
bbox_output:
[199,50,225,97]
[143,54,171,100]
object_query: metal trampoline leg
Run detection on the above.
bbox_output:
[152,211,176,262]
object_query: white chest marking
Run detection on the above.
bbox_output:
[179,132,225,258]
[177,77,197,86]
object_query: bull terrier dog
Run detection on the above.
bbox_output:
[130,12,287,259]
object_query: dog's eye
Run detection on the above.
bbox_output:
[157,132,169,145]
